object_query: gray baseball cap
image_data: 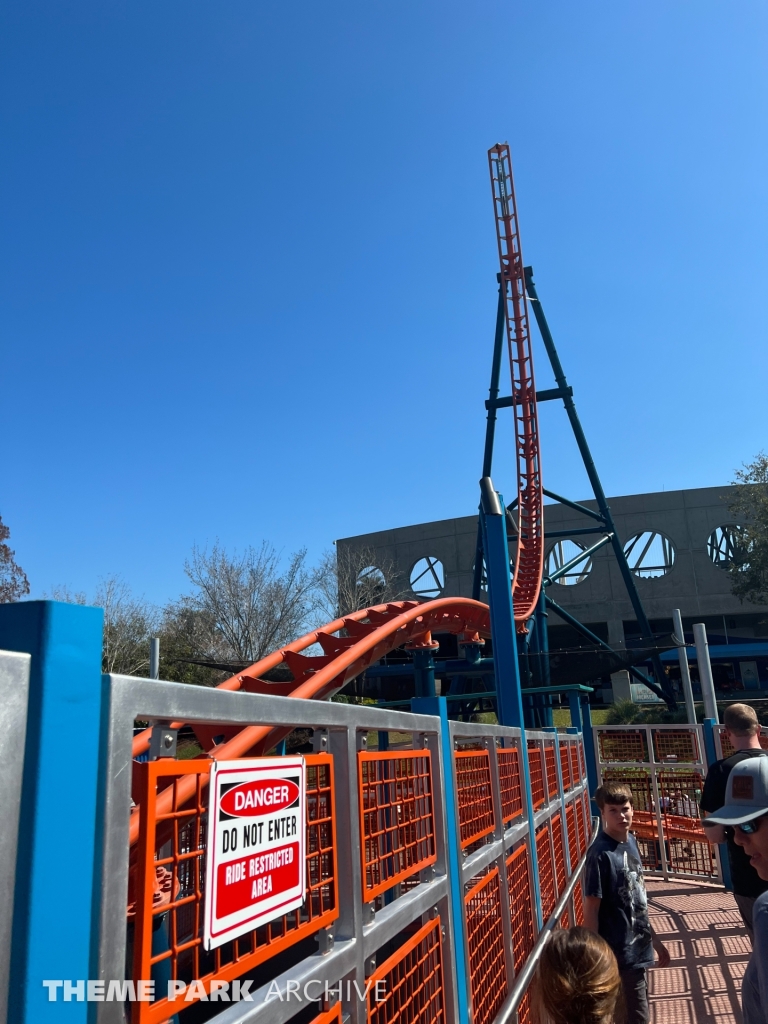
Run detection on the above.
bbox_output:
[703,757,768,835]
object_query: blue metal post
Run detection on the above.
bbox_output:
[411,646,438,698]
[567,690,582,732]
[479,476,543,928]
[0,601,104,1024]
[580,696,598,797]
[411,696,470,1024]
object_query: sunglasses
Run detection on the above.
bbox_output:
[724,812,768,839]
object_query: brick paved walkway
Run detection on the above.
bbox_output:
[646,878,750,1024]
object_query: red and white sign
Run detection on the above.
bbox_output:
[204,756,306,951]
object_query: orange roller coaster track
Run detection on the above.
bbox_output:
[129,597,491,846]
[488,143,544,624]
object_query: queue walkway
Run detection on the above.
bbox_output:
[646,878,750,1024]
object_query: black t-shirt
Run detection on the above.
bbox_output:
[584,830,654,970]
[700,749,768,899]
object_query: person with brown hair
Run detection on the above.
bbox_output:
[583,781,670,1024]
[533,927,621,1024]
[701,702,768,939]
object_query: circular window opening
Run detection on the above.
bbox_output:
[356,565,386,605]
[545,540,593,586]
[707,525,749,569]
[623,532,675,578]
[410,556,445,598]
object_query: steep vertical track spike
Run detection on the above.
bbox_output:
[488,143,545,624]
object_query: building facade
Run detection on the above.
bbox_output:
[337,486,768,701]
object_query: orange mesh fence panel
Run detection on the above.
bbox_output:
[358,750,437,901]
[464,868,508,1024]
[559,740,572,791]
[602,767,654,813]
[657,769,716,877]
[666,836,716,876]
[498,746,524,824]
[551,814,569,928]
[719,728,735,759]
[633,835,661,872]
[506,843,535,1024]
[597,729,649,763]
[715,729,768,759]
[580,791,591,851]
[566,801,579,863]
[527,743,546,810]
[131,755,337,1024]
[573,879,584,925]
[570,743,581,786]
[544,744,558,800]
[367,916,446,1024]
[575,796,586,856]
[536,824,556,923]
[715,729,768,758]
[454,750,495,849]
[652,729,700,764]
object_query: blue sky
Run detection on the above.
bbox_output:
[2,1,766,606]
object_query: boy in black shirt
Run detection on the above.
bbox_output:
[584,781,670,1024]
[700,702,768,940]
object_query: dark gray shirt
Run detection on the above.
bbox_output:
[584,830,654,970]
[743,891,768,1024]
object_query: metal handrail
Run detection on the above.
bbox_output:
[497,816,601,1024]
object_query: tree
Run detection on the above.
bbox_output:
[0,514,30,602]
[180,541,321,669]
[727,452,768,605]
[313,545,408,623]
[47,576,160,675]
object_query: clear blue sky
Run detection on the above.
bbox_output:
[2,1,766,606]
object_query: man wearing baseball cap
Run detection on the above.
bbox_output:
[703,757,768,1024]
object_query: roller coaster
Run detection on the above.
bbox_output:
[131,140,674,795]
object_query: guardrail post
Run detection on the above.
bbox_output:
[0,601,104,1024]
[0,650,31,1024]
[412,696,470,1024]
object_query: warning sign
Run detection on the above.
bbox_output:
[204,756,306,951]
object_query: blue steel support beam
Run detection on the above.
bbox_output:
[0,601,104,1024]
[544,595,669,702]
[479,475,543,928]
[473,284,507,602]
[525,266,676,710]
[411,646,438,698]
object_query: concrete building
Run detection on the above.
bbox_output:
[337,486,768,701]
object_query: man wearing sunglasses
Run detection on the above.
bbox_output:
[703,757,768,1024]
[700,703,768,940]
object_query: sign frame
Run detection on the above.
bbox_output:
[204,756,306,951]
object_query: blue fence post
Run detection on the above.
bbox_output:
[412,696,470,1024]
[702,717,733,890]
[580,696,598,798]
[0,601,104,1024]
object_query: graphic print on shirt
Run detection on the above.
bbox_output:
[615,849,652,950]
